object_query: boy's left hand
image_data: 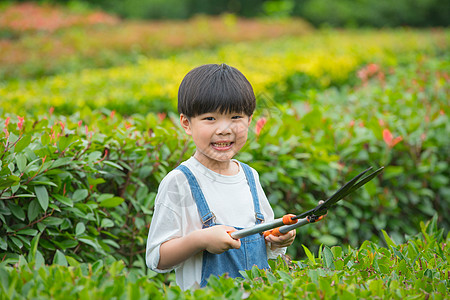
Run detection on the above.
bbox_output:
[265,229,296,249]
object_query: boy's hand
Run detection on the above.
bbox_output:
[265,229,296,250]
[202,225,241,254]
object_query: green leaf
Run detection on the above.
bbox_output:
[28,181,58,187]
[53,194,73,207]
[35,185,49,212]
[7,202,25,221]
[99,196,124,208]
[100,218,114,228]
[322,245,335,269]
[10,236,23,249]
[0,237,7,250]
[331,246,343,258]
[57,135,73,152]
[15,154,27,173]
[27,199,41,222]
[28,232,42,263]
[302,244,315,265]
[75,223,86,236]
[53,250,68,266]
[103,161,124,170]
[14,134,32,153]
[42,217,63,226]
[72,189,88,202]
[382,229,397,249]
[49,157,73,169]
[17,229,38,236]
[66,256,80,267]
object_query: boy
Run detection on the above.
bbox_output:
[146,64,295,290]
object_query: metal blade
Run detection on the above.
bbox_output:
[293,167,375,219]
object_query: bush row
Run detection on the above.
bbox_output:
[1,52,448,264]
[0,217,448,299]
[1,29,446,116]
[0,4,312,80]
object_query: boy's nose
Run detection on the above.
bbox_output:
[215,120,233,135]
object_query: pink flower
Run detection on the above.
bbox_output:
[110,110,116,119]
[59,121,65,132]
[157,112,166,121]
[17,116,24,130]
[349,120,355,127]
[383,129,403,148]
[78,120,82,127]
[5,117,10,127]
[255,117,267,136]
[378,119,385,127]
[49,107,54,116]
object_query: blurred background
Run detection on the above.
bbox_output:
[0,0,448,272]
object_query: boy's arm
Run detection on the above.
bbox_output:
[158,225,241,270]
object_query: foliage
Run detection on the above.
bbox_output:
[0,3,312,80]
[1,50,448,264]
[0,111,193,267]
[7,0,449,27]
[301,0,449,28]
[1,29,446,115]
[251,55,449,257]
[0,217,448,299]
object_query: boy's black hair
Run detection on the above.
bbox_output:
[178,64,256,118]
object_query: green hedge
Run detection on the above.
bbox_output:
[1,53,448,265]
[0,217,448,298]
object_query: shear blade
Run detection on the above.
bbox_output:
[294,166,383,219]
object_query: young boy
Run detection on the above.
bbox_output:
[146,64,295,290]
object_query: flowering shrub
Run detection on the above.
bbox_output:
[0,217,447,298]
[1,53,448,265]
[1,29,446,116]
[0,2,119,33]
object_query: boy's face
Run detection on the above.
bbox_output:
[180,111,252,171]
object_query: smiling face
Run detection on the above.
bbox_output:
[180,111,252,174]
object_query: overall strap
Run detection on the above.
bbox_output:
[176,165,216,228]
[240,162,265,224]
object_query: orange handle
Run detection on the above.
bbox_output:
[282,214,297,225]
[264,227,282,237]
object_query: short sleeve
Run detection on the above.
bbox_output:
[146,170,193,272]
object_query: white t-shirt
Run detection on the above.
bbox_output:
[145,156,285,290]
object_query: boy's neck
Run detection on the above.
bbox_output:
[193,154,240,176]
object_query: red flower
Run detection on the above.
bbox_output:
[255,117,267,136]
[157,112,166,121]
[17,116,24,130]
[383,129,403,148]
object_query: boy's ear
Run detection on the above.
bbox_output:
[180,114,192,135]
[248,115,253,126]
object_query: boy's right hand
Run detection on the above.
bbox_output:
[201,225,241,254]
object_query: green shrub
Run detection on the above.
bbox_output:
[1,53,448,265]
[0,111,193,267]
[0,216,447,298]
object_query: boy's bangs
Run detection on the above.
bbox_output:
[178,64,256,118]
[192,80,254,116]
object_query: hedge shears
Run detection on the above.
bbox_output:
[230,166,384,239]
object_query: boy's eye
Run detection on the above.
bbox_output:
[204,117,215,121]
[232,115,243,119]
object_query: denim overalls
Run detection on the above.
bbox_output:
[176,163,270,287]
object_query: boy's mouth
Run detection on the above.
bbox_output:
[211,141,234,150]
